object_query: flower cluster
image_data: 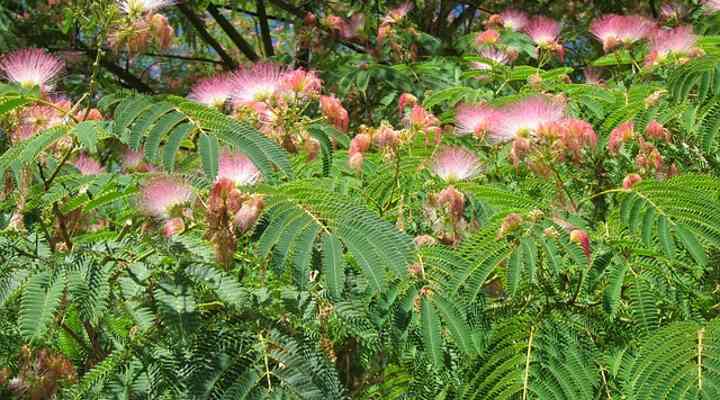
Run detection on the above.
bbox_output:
[589,14,656,52]
[110,0,175,56]
[139,175,194,237]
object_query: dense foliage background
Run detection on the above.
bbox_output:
[3,0,720,399]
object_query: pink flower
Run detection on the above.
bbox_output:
[475,29,500,46]
[162,217,185,237]
[342,13,365,39]
[498,9,529,31]
[524,16,561,46]
[117,0,175,15]
[230,63,286,106]
[490,96,566,143]
[0,48,64,90]
[139,175,194,219]
[319,95,349,132]
[398,92,417,114]
[472,48,512,71]
[623,173,642,189]
[73,153,104,175]
[645,120,670,142]
[404,105,440,130]
[233,195,264,233]
[590,15,655,52]
[348,152,364,171]
[431,146,481,182]
[188,73,235,108]
[570,229,591,259]
[281,68,322,97]
[373,125,400,149]
[349,133,371,155]
[455,103,497,138]
[645,26,699,67]
[703,0,720,14]
[13,105,63,142]
[608,121,635,154]
[217,149,261,186]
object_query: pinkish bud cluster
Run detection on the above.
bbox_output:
[475,29,501,46]
[497,212,524,239]
[205,178,265,265]
[608,121,635,154]
[570,229,591,259]
[319,95,350,132]
[424,185,468,245]
[623,173,643,189]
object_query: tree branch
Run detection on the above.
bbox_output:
[177,3,238,69]
[207,4,260,62]
[222,5,290,22]
[256,0,275,57]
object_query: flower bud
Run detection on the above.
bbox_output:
[162,217,185,237]
[570,229,591,258]
[645,120,670,142]
[348,152,364,172]
[623,173,642,189]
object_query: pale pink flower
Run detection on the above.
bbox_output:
[319,95,349,132]
[139,175,194,218]
[480,47,511,65]
[123,148,144,169]
[490,96,566,143]
[73,153,104,175]
[623,173,642,189]
[431,147,481,182]
[281,68,322,97]
[645,120,670,142]
[404,104,440,130]
[349,133,371,155]
[0,48,64,90]
[645,26,699,66]
[384,2,413,24]
[455,103,498,138]
[13,105,63,142]
[162,217,185,237]
[117,0,175,15]
[703,0,720,14]
[188,72,235,108]
[608,121,635,154]
[233,196,264,233]
[498,9,529,31]
[348,152,364,171]
[524,16,561,46]
[475,29,500,46]
[217,149,261,186]
[590,15,655,52]
[373,125,400,149]
[230,63,286,106]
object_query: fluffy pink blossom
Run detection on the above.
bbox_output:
[117,0,175,15]
[703,0,720,14]
[475,29,500,46]
[490,96,566,143]
[608,121,635,154]
[188,73,235,108]
[431,147,482,182]
[13,105,63,142]
[217,149,261,186]
[349,133,371,155]
[645,120,671,142]
[230,63,286,106]
[590,15,655,52]
[472,48,512,71]
[524,16,561,46]
[405,105,440,130]
[498,9,529,31]
[0,48,64,90]
[162,217,185,237]
[139,175,194,219]
[645,26,699,66]
[455,103,497,138]
[570,229,591,259]
[348,152,364,171]
[73,153,104,175]
[319,95,349,132]
[281,68,322,97]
